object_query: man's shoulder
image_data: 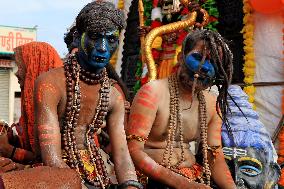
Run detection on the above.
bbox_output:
[36,67,65,84]
[37,67,65,81]
[139,78,167,93]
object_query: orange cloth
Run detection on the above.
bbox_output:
[158,59,175,79]
[137,163,203,188]
[14,42,63,152]
[173,164,203,181]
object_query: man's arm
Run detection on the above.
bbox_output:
[126,83,199,188]
[34,75,68,168]
[0,132,35,163]
[107,87,137,183]
[207,97,236,189]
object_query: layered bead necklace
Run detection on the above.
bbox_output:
[63,54,111,188]
[163,73,211,185]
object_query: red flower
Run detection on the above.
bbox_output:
[177,30,188,45]
[152,49,161,59]
[141,76,148,85]
[152,0,159,8]
[181,7,189,15]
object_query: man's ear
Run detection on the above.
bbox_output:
[71,48,79,55]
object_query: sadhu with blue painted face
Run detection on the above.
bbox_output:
[33,1,142,189]
[126,29,236,189]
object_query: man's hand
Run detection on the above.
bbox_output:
[178,180,212,189]
[137,26,151,37]
[0,133,13,158]
[0,157,17,174]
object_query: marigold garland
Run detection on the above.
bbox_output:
[117,0,124,9]
[241,0,256,108]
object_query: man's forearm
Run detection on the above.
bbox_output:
[115,159,138,183]
[131,150,185,187]
[42,153,69,168]
[13,148,36,163]
[210,153,236,189]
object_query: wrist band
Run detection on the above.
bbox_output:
[119,180,143,189]
[10,147,16,159]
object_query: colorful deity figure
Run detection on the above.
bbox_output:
[135,0,211,87]
[222,85,280,188]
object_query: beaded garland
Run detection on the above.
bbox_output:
[163,73,211,185]
[63,54,111,188]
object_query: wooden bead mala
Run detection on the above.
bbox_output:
[162,73,211,185]
[62,54,111,188]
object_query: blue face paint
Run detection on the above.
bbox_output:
[184,52,215,85]
[78,30,119,71]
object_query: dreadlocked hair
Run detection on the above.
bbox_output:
[64,25,80,53]
[182,29,234,134]
[76,1,125,37]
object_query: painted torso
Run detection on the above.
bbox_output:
[142,78,215,168]
[48,67,109,150]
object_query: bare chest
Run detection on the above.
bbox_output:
[150,96,210,143]
[58,83,108,148]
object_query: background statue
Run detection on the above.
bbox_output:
[221,85,280,188]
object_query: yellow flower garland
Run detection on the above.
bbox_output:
[242,0,256,109]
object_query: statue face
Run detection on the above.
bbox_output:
[78,30,119,72]
[161,0,181,20]
[223,147,280,189]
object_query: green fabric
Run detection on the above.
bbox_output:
[202,0,219,31]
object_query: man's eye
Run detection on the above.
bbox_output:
[239,165,262,176]
[191,53,203,61]
[108,36,117,43]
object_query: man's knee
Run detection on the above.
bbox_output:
[1,166,81,189]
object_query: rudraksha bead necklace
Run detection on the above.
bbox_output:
[63,54,111,188]
[162,73,211,185]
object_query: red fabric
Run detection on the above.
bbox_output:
[141,76,148,86]
[151,20,162,29]
[176,30,188,45]
[14,42,63,152]
[177,164,203,181]
[180,7,189,15]
[152,0,159,8]
[152,49,161,60]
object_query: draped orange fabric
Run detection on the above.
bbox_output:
[14,42,63,152]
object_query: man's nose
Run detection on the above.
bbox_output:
[96,38,108,53]
[200,65,210,73]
